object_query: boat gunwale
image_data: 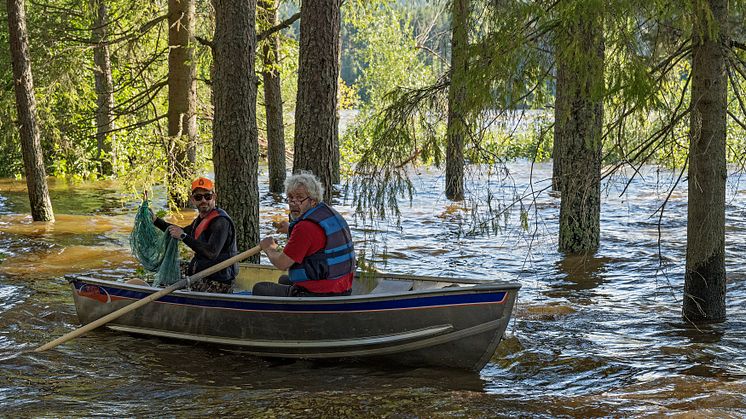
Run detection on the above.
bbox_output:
[66,274,521,305]
[235,263,518,286]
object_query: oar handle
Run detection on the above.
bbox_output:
[34,245,262,353]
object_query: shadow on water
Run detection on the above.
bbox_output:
[657,320,746,379]
[71,330,488,393]
[553,254,614,289]
[666,320,726,345]
[538,253,615,306]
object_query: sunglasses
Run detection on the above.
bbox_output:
[286,196,310,204]
[192,193,214,201]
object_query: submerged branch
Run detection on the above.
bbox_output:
[350,79,450,221]
[602,68,693,195]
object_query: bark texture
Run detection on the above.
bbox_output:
[212,0,259,261]
[445,0,468,201]
[556,11,604,254]
[258,0,286,193]
[7,0,55,221]
[90,0,115,175]
[293,0,341,202]
[684,0,728,322]
[168,0,198,207]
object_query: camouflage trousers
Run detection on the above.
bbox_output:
[189,279,233,294]
[180,261,233,293]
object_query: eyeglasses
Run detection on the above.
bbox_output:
[286,196,310,204]
[192,193,214,201]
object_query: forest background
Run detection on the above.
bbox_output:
[1,0,746,322]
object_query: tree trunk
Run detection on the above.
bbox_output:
[7,0,54,222]
[90,0,115,176]
[445,0,468,201]
[552,50,567,193]
[212,0,259,261]
[167,0,198,207]
[258,0,286,194]
[293,0,341,203]
[683,0,728,323]
[332,31,341,185]
[556,11,604,254]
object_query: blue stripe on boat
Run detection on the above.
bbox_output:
[72,281,506,313]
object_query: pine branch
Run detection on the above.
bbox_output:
[113,79,168,115]
[727,66,746,122]
[195,36,214,49]
[111,47,169,95]
[257,12,300,42]
[95,115,167,137]
[602,74,692,195]
[60,14,169,46]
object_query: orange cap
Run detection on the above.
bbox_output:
[191,177,214,192]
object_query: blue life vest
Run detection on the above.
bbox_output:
[188,208,239,283]
[287,202,355,282]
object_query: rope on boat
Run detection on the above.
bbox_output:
[130,200,181,286]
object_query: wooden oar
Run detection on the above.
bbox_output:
[34,244,262,352]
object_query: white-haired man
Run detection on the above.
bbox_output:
[254,172,355,297]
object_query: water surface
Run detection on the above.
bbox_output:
[1,165,745,417]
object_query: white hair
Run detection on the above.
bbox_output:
[285,171,324,202]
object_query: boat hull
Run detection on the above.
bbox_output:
[69,272,520,371]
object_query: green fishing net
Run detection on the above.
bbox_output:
[130,200,181,286]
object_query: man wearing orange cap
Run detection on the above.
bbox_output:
[151,177,239,293]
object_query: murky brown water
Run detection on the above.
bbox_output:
[1,165,745,417]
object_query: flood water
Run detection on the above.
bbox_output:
[1,163,745,417]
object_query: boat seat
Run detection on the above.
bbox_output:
[369,279,413,294]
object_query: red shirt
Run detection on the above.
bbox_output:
[283,220,353,293]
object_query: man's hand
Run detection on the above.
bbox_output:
[167,225,185,240]
[275,220,289,234]
[260,235,294,270]
[260,236,277,252]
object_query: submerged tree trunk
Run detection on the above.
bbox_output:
[7,0,54,222]
[212,0,259,261]
[167,0,198,207]
[445,0,468,201]
[90,0,115,176]
[258,0,286,194]
[293,0,341,203]
[683,0,728,322]
[556,10,604,254]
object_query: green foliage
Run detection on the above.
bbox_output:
[343,0,436,108]
[470,118,554,163]
[0,0,219,193]
[341,0,442,213]
[255,16,299,156]
[344,0,558,222]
